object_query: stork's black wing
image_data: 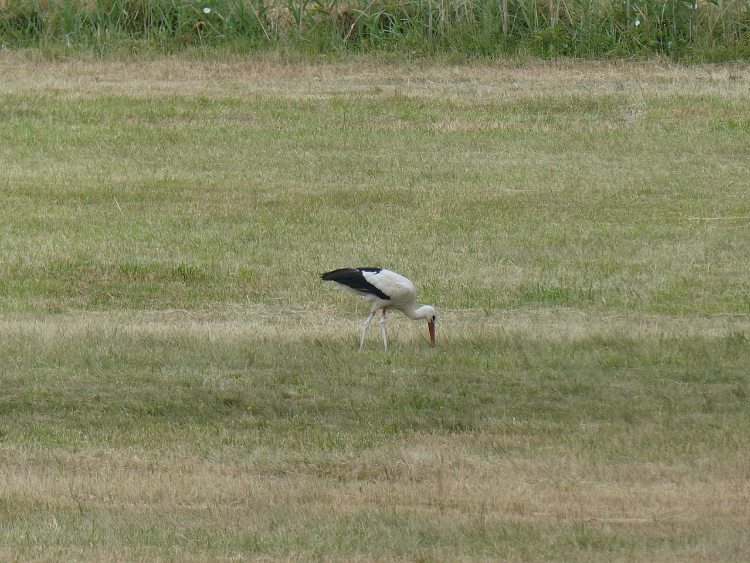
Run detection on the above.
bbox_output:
[321,268,390,300]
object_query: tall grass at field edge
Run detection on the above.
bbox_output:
[1,0,749,60]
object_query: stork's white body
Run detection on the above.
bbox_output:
[321,267,436,351]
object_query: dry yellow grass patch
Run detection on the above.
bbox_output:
[2,432,748,562]
[2,53,749,102]
[2,307,749,350]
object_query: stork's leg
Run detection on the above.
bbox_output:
[380,309,387,351]
[359,310,377,351]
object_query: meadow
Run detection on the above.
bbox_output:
[1,53,750,561]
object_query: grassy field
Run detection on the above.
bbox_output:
[1,53,750,561]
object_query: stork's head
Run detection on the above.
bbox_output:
[419,305,437,346]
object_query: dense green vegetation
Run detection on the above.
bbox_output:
[1,0,750,60]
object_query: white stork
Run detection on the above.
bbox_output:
[321,267,436,351]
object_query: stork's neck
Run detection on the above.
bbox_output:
[403,304,434,321]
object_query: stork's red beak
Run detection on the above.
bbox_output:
[428,321,435,346]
